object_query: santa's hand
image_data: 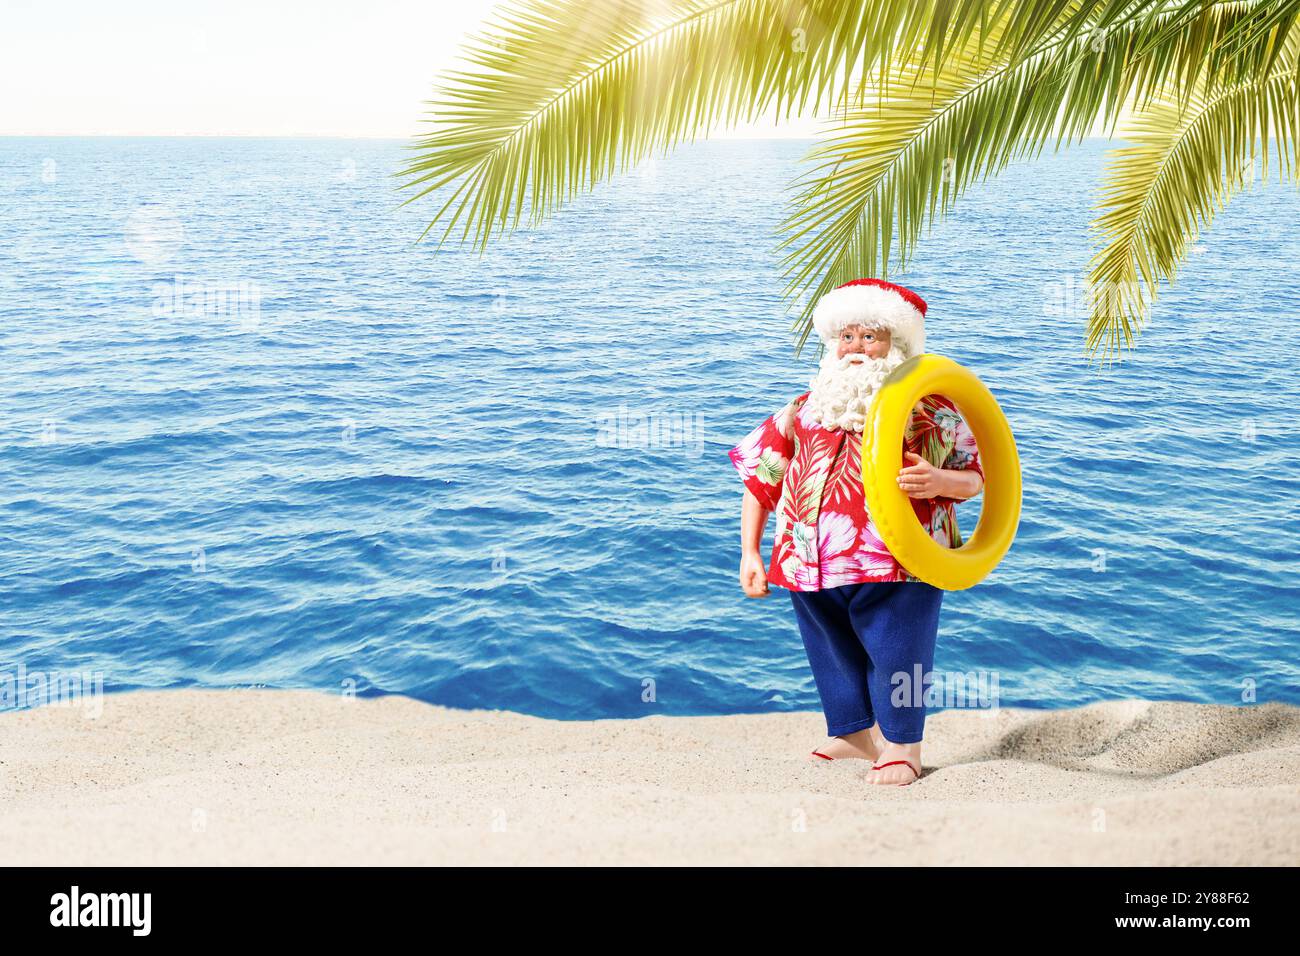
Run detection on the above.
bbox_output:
[897,451,942,498]
[739,552,771,597]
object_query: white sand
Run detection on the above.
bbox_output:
[1,689,1297,865]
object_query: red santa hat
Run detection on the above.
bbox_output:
[812,278,927,357]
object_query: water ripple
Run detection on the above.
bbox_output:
[0,136,1297,718]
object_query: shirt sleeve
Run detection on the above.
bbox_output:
[728,399,797,512]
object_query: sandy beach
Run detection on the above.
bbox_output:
[1,689,1296,866]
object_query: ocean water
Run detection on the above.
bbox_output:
[1,136,1296,719]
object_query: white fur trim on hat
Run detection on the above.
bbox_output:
[812,283,926,357]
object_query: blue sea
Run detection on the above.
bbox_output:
[1,136,1297,718]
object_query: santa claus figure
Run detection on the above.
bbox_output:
[728,278,984,787]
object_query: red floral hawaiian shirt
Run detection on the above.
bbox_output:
[729,390,983,591]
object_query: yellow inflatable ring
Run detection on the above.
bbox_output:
[861,354,1022,591]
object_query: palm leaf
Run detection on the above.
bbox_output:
[398,0,1300,362]
[775,5,1084,355]
[930,1,1300,128]
[774,1,1299,357]
[396,0,952,251]
[1085,19,1300,362]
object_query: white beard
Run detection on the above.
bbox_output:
[803,344,908,432]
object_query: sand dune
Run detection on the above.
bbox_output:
[1,689,1296,865]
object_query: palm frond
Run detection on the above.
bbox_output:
[400,0,1300,364]
[1084,19,1300,364]
[775,5,1094,355]
[774,1,1299,357]
[396,0,948,252]
[927,1,1300,132]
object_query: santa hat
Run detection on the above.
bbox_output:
[812,278,927,357]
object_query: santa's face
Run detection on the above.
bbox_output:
[836,324,892,360]
[803,324,907,432]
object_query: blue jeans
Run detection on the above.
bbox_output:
[789,581,944,744]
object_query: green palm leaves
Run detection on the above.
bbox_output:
[397,0,909,249]
[398,1,1300,365]
[1087,14,1300,359]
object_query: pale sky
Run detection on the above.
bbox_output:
[0,0,1114,138]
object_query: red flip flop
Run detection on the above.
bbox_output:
[810,749,834,761]
[870,759,921,781]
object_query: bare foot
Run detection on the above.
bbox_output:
[866,740,923,786]
[811,725,886,762]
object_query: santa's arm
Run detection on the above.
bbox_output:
[740,488,772,557]
[935,467,983,501]
[738,489,774,596]
[899,450,984,501]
